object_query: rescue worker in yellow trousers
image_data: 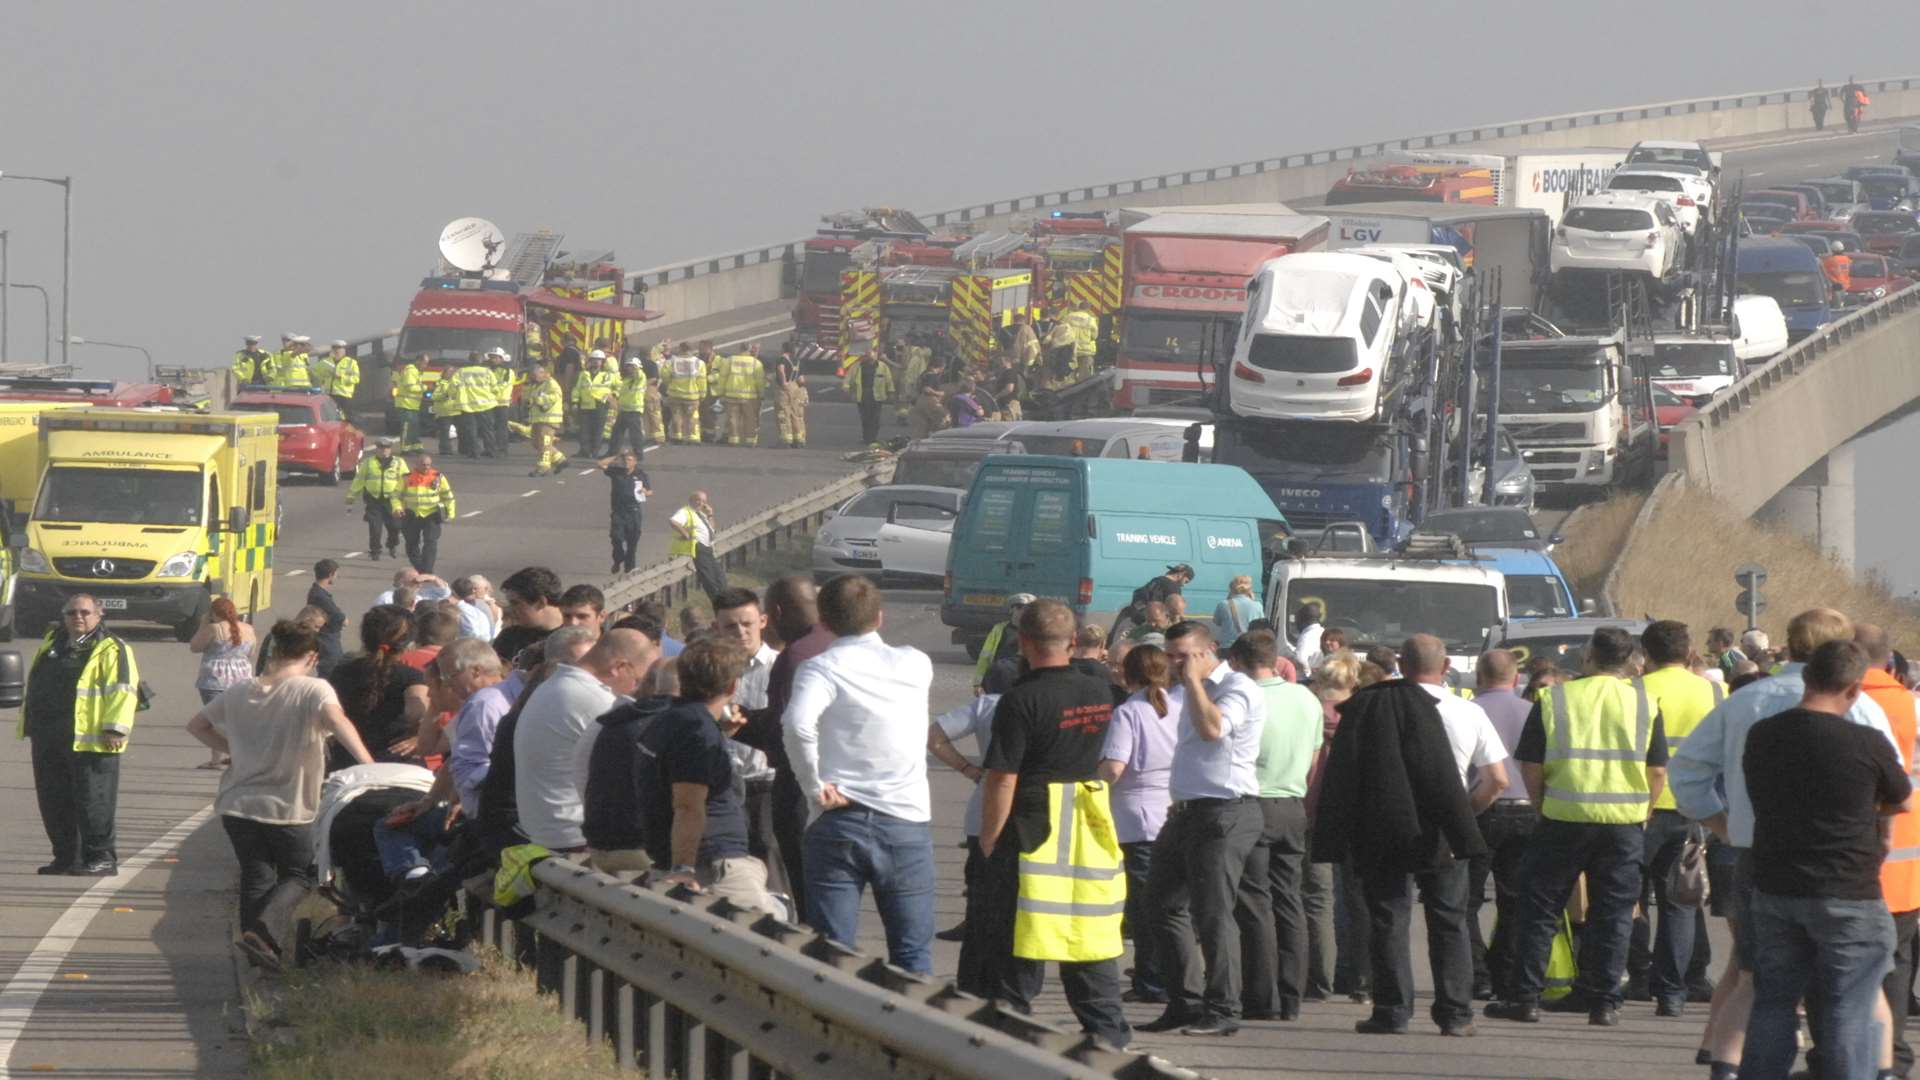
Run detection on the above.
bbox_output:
[1061,307,1100,379]
[390,356,425,451]
[231,334,269,385]
[665,343,707,444]
[572,348,616,458]
[771,341,807,448]
[345,437,407,560]
[524,363,566,477]
[486,347,515,455]
[893,337,931,424]
[717,345,764,446]
[394,453,456,575]
[644,347,666,443]
[969,599,1130,1049]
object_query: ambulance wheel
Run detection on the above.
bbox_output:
[175,595,209,643]
[247,584,260,625]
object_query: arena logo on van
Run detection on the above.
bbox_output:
[1205,535,1244,550]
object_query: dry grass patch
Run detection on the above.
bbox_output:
[251,951,628,1080]
[1553,493,1646,606]
[1612,482,1920,642]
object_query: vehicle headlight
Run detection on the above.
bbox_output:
[17,548,48,574]
[1495,475,1527,492]
[1380,494,1392,509]
[157,551,200,578]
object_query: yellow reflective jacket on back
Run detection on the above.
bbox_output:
[1013,780,1125,962]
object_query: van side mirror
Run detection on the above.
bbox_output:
[225,506,251,533]
[5,530,22,554]
[1579,597,1597,615]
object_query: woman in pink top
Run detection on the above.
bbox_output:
[1098,644,1184,1002]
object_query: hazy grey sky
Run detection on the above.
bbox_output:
[4,1,1915,378]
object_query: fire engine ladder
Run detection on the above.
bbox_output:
[952,231,1026,269]
[498,230,566,287]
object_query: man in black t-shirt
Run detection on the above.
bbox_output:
[595,449,652,574]
[307,560,348,678]
[1741,640,1911,1079]
[970,600,1130,1049]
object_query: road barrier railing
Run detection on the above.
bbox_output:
[602,460,892,610]
[470,858,1201,1079]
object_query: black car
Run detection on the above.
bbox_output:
[1412,507,1560,551]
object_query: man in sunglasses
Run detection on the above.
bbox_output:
[18,595,141,875]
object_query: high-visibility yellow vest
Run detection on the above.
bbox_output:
[456,365,495,412]
[330,355,361,400]
[1062,310,1099,357]
[525,378,563,424]
[311,355,337,393]
[261,350,287,383]
[666,355,707,400]
[16,631,141,753]
[396,470,456,518]
[1640,666,1724,811]
[347,455,407,504]
[669,504,708,557]
[491,364,514,402]
[1013,780,1125,962]
[272,351,311,388]
[719,355,763,400]
[975,620,1013,686]
[431,369,465,418]
[841,360,894,403]
[573,367,616,407]
[391,364,424,410]
[231,350,265,384]
[617,370,649,411]
[1538,675,1655,825]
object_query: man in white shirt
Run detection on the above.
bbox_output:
[712,586,783,884]
[1139,621,1267,1037]
[452,574,500,641]
[511,629,655,851]
[1292,602,1325,677]
[374,567,451,607]
[783,575,935,973]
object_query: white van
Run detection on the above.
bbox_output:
[1731,294,1789,365]
[1228,252,1415,422]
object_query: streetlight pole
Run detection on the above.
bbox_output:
[1,229,9,365]
[0,173,72,370]
[5,284,50,365]
[65,336,152,379]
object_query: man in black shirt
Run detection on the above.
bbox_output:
[491,567,566,665]
[307,559,348,678]
[1742,639,1910,1080]
[595,450,652,574]
[972,599,1130,1049]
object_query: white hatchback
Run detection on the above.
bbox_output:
[1550,194,1684,281]
[1228,251,1413,422]
[1604,165,1712,236]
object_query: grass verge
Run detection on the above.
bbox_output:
[1612,481,1920,642]
[1553,493,1646,608]
[250,951,628,1079]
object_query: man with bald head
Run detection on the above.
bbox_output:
[512,627,657,853]
[671,489,726,603]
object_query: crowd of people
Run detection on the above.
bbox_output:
[22,533,1920,1075]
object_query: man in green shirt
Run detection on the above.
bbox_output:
[1230,630,1325,1021]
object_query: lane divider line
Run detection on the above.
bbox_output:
[0,805,216,1075]
[343,551,366,559]
[461,511,483,519]
[519,490,539,498]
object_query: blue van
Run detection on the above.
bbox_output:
[1735,237,1832,341]
[942,456,1288,652]
[1474,546,1581,621]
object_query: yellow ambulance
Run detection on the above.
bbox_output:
[13,409,279,640]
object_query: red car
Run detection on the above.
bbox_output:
[230,388,364,484]
[1651,383,1702,457]
[1837,252,1915,302]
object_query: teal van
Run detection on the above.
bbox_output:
[941,455,1288,653]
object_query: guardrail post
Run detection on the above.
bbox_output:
[614,983,637,1068]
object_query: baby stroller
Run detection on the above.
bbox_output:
[301,763,480,964]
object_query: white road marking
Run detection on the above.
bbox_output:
[0,805,215,1075]
[1867,154,1883,159]
[343,551,366,559]
[519,490,539,498]
[578,468,597,476]
[283,569,307,578]
[460,510,483,519]
[1750,170,1766,177]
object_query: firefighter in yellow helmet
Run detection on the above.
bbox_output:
[326,340,361,418]
[971,599,1129,1047]
[664,342,707,444]
[572,348,616,458]
[718,344,765,446]
[524,363,566,477]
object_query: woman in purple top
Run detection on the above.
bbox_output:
[947,378,986,428]
[1098,644,1183,1001]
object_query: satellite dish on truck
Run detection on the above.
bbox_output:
[438,217,507,274]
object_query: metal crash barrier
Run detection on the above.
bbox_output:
[469,859,1201,1080]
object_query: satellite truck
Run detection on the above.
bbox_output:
[387,217,663,410]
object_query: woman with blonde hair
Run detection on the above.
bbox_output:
[1307,649,1370,999]
[1098,643,1184,1003]
[190,596,257,767]
[1213,575,1262,646]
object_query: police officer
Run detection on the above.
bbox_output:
[718,344,764,446]
[430,356,466,455]
[610,356,650,454]
[394,453,456,575]
[453,351,494,459]
[572,348,616,458]
[260,333,294,385]
[390,355,425,450]
[326,340,360,419]
[771,341,808,449]
[524,362,565,478]
[486,346,514,454]
[665,342,707,444]
[1487,626,1669,1027]
[311,341,337,396]
[345,437,406,559]
[231,335,269,387]
[970,599,1131,1048]
[273,335,313,388]
[20,594,139,876]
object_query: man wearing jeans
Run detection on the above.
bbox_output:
[784,575,935,972]
[1743,639,1909,1080]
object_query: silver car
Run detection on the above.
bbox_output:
[812,484,964,585]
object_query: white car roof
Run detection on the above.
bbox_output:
[1250,252,1396,337]
[1635,139,1708,151]
[1611,164,1705,180]
[1278,559,1506,586]
[1569,192,1665,212]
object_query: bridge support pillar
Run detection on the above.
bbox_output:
[1755,441,1857,571]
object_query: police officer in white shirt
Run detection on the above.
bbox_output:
[1139,620,1267,1037]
